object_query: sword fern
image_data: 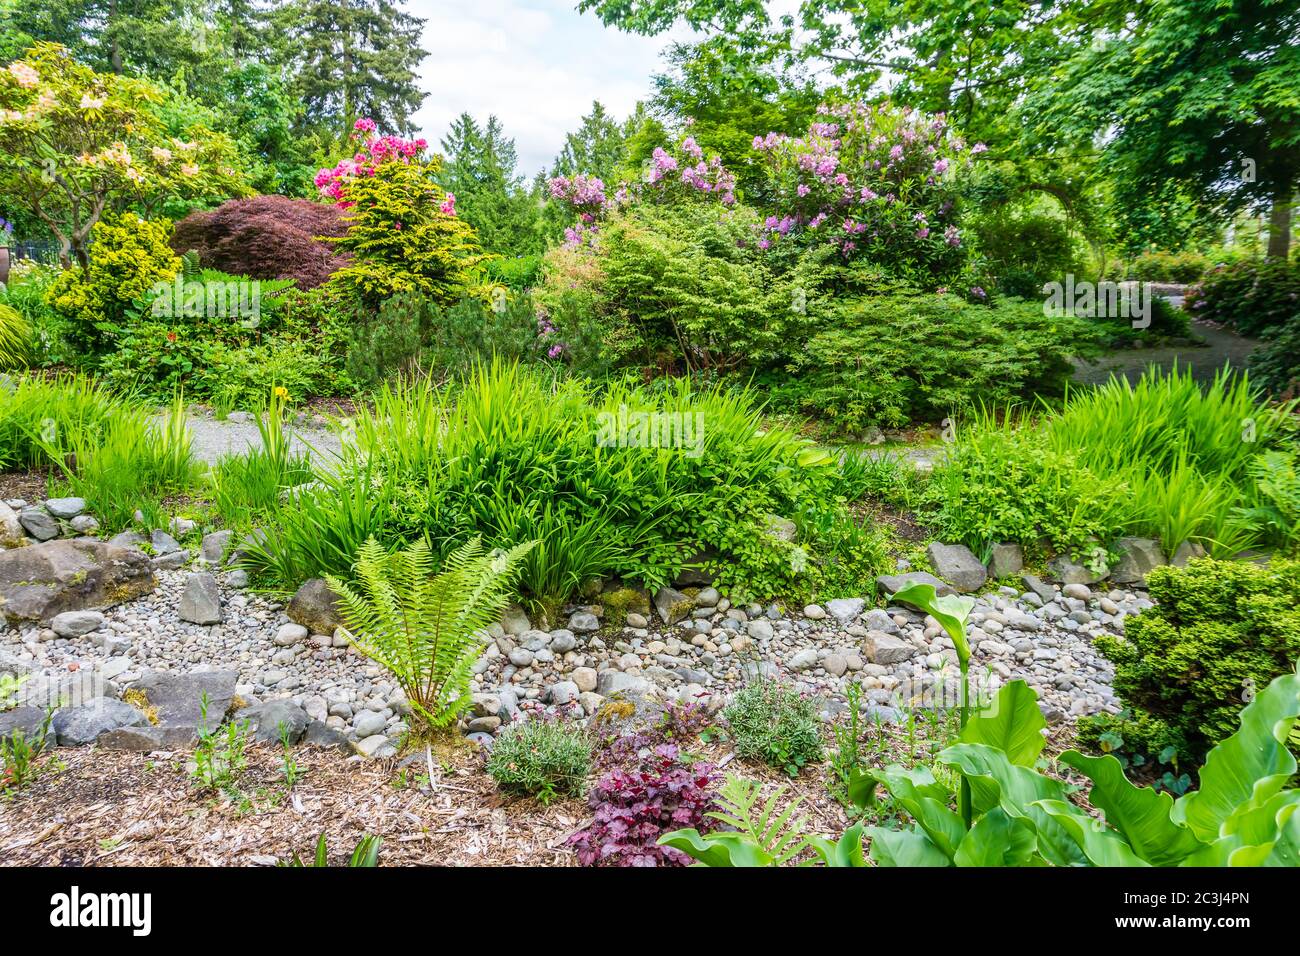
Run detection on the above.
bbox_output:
[326,535,535,739]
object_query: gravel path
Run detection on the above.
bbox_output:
[157,411,350,467]
[1070,319,1260,387]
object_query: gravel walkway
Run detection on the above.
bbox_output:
[1070,319,1260,387]
[156,410,350,467]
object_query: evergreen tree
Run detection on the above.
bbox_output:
[271,0,428,144]
[439,113,541,255]
[549,101,628,183]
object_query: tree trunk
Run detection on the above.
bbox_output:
[1266,180,1294,260]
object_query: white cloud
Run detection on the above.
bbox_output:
[405,0,686,176]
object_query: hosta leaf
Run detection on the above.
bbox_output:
[953,807,1040,867]
[890,582,975,665]
[864,826,952,867]
[658,829,775,867]
[806,823,867,867]
[1031,799,1150,867]
[939,742,1070,817]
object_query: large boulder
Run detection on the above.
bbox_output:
[1110,537,1167,586]
[1047,553,1107,586]
[52,699,149,746]
[862,630,917,665]
[129,668,238,737]
[876,570,955,598]
[926,543,988,593]
[234,698,310,744]
[652,586,693,625]
[287,578,344,635]
[178,572,222,625]
[0,539,156,624]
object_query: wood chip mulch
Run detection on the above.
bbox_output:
[0,745,582,867]
[0,469,49,504]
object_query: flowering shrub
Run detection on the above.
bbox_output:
[317,118,487,305]
[171,195,351,289]
[0,43,248,266]
[753,101,979,283]
[567,743,720,866]
[45,212,181,356]
[548,137,737,249]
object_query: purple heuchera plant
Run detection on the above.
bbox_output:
[567,743,720,867]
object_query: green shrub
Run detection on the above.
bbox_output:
[723,678,824,776]
[766,293,1102,431]
[1094,557,1300,763]
[968,209,1080,298]
[326,158,489,307]
[538,201,800,373]
[1186,258,1300,337]
[486,254,542,290]
[1249,312,1300,398]
[1124,249,1210,283]
[45,212,180,357]
[486,719,592,803]
[245,360,890,608]
[922,366,1296,557]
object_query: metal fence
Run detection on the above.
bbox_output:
[9,241,66,264]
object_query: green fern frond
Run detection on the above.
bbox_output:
[325,534,536,738]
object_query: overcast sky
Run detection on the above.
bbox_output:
[405,0,691,177]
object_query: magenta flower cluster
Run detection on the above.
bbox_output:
[752,100,986,274]
[313,117,435,210]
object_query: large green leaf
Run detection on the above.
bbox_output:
[1059,750,1206,865]
[849,763,950,811]
[1173,661,1300,843]
[806,823,868,867]
[939,742,1070,817]
[1030,800,1150,867]
[953,807,1041,867]
[865,827,952,867]
[890,582,976,666]
[658,829,775,867]
[960,680,1046,767]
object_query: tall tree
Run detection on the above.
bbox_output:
[549,101,629,183]
[271,0,427,143]
[1027,0,1300,260]
[439,113,541,255]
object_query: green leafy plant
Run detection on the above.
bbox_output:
[210,388,314,529]
[1093,557,1300,764]
[659,774,865,866]
[849,664,1300,866]
[0,673,27,712]
[190,693,250,793]
[282,833,382,867]
[486,718,592,804]
[722,677,824,776]
[327,535,536,739]
[0,709,52,794]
